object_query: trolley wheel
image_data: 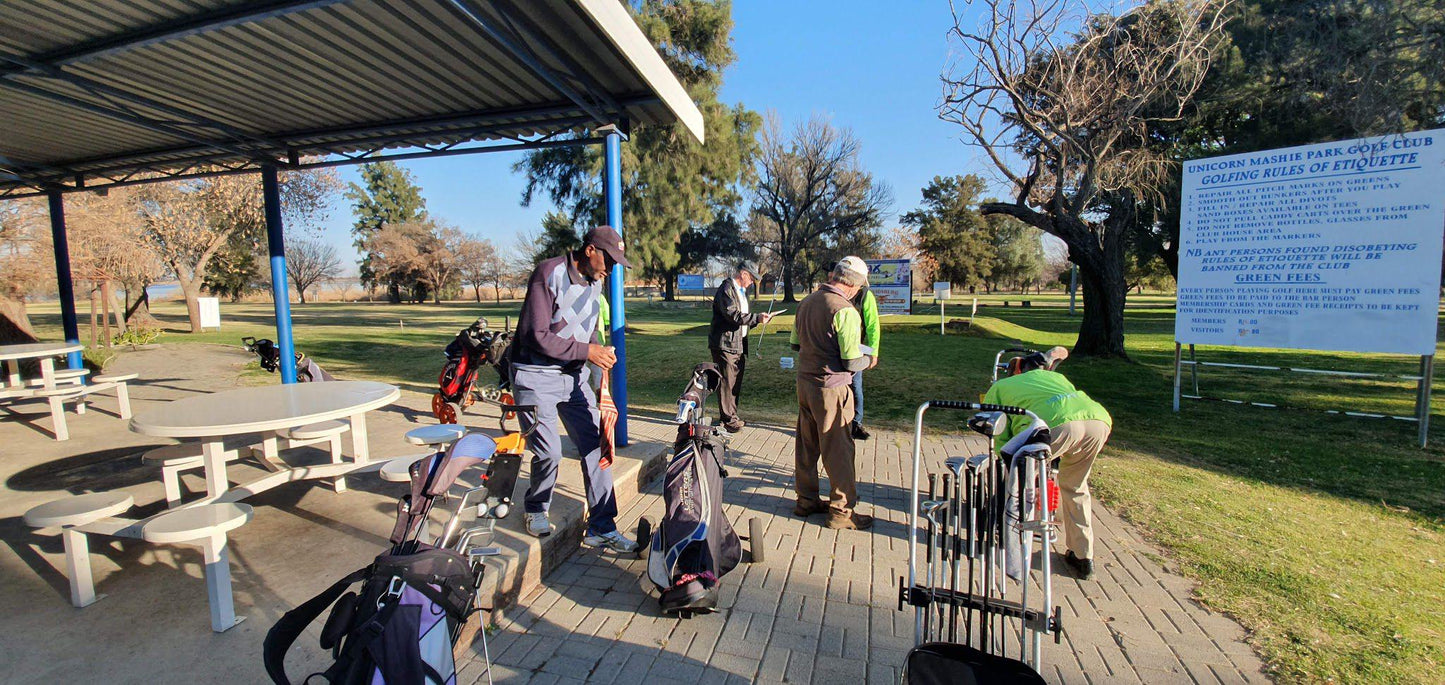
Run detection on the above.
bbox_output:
[431,393,448,421]
[748,517,765,563]
[436,401,458,425]
[635,517,651,560]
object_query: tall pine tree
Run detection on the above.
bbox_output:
[513,0,760,299]
[346,162,427,302]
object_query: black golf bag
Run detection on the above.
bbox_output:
[264,431,523,685]
[645,363,743,615]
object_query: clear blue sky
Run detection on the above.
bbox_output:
[312,2,990,275]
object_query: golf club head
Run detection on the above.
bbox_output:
[967,411,1007,438]
[920,499,948,524]
[966,454,989,472]
[944,456,969,476]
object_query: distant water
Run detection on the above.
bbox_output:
[146,283,181,300]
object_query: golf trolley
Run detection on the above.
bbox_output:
[992,347,1063,383]
[635,363,764,618]
[897,400,1063,680]
[242,336,333,382]
[432,317,515,426]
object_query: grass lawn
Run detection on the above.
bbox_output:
[24,293,1445,683]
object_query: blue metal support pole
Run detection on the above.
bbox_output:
[261,165,298,384]
[603,127,629,445]
[46,191,82,371]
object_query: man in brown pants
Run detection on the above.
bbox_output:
[789,257,875,530]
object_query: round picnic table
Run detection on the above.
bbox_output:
[0,342,83,390]
[130,380,400,500]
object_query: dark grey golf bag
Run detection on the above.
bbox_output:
[645,363,743,615]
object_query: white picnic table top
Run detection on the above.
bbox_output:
[0,342,82,361]
[129,380,400,439]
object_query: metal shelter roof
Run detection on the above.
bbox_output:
[0,0,705,198]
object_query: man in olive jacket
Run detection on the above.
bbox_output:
[708,261,774,432]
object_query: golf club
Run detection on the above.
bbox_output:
[752,279,783,359]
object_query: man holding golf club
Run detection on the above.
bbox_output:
[983,346,1111,579]
[707,260,776,433]
[790,256,875,530]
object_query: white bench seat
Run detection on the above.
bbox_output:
[252,419,353,492]
[405,423,466,447]
[30,372,135,440]
[378,453,431,483]
[141,503,254,631]
[142,443,244,508]
[24,492,135,608]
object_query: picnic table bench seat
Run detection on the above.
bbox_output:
[31,373,136,440]
[24,492,253,631]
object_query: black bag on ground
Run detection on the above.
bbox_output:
[263,547,477,685]
[902,642,1047,684]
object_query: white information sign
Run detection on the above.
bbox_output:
[933,282,952,302]
[198,297,221,330]
[1175,129,1445,354]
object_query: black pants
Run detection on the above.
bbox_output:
[710,348,746,424]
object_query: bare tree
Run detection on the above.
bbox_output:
[136,171,334,331]
[482,247,515,302]
[285,237,343,303]
[455,235,497,303]
[940,0,1226,356]
[416,224,466,304]
[747,115,892,302]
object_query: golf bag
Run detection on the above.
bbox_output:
[264,431,523,685]
[645,363,743,615]
[242,336,334,382]
[433,318,513,424]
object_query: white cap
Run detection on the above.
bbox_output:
[837,255,868,279]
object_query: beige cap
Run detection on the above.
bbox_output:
[837,255,868,279]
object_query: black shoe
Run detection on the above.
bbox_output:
[850,422,870,440]
[1064,551,1094,580]
[723,419,744,433]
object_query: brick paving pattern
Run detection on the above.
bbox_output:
[459,415,1270,684]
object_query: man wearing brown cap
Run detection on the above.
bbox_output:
[707,260,775,432]
[512,225,638,552]
[789,256,875,530]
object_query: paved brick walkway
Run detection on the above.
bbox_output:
[460,415,1270,684]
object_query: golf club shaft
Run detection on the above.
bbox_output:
[924,473,936,641]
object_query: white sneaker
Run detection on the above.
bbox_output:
[526,512,554,538]
[583,530,639,553]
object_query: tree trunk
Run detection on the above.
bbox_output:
[88,287,98,347]
[181,280,203,332]
[1073,255,1129,358]
[493,284,501,303]
[297,285,307,304]
[103,280,125,336]
[781,259,797,303]
[663,276,676,302]
[0,296,36,344]
[124,286,160,329]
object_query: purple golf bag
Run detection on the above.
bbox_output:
[644,363,744,616]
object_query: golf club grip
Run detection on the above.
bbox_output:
[928,400,1028,415]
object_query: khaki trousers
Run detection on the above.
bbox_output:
[794,378,858,516]
[1050,419,1111,560]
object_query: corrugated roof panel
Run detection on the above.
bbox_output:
[0,0,704,197]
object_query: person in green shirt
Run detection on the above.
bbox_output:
[849,287,880,440]
[983,346,1112,580]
